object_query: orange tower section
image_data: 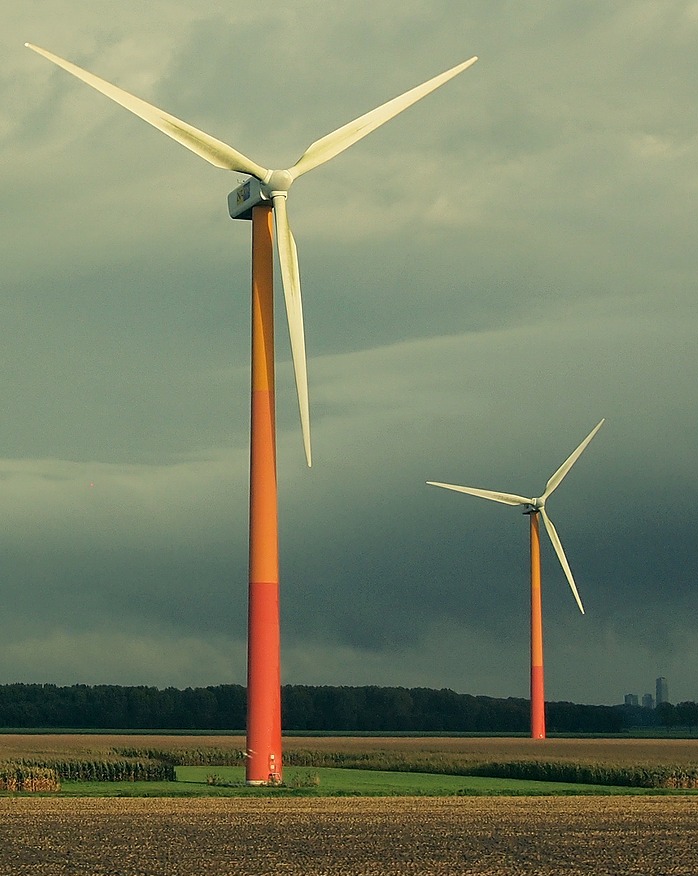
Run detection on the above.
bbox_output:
[246,205,283,784]
[529,511,546,739]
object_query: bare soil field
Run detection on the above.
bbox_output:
[0,795,696,875]
[1,733,696,766]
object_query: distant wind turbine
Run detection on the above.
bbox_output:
[27,42,478,781]
[428,419,604,739]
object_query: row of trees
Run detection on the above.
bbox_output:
[0,682,684,733]
[282,686,628,733]
[656,700,698,731]
[0,683,245,731]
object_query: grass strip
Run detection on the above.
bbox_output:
[4,764,698,797]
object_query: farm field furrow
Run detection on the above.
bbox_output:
[1,796,697,875]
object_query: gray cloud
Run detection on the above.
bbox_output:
[0,2,696,705]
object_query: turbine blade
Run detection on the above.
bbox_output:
[543,419,605,500]
[427,482,533,506]
[540,508,585,614]
[288,56,478,180]
[272,195,311,467]
[26,43,268,178]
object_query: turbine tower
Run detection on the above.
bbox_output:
[428,419,604,739]
[27,43,478,782]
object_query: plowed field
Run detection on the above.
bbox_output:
[1,795,697,875]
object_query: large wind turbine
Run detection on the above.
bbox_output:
[428,419,604,739]
[27,43,478,782]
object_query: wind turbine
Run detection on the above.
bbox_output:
[428,419,604,739]
[27,42,478,782]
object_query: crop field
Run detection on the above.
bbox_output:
[281,734,698,771]
[1,732,696,765]
[2,733,698,791]
[1,735,697,873]
[1,795,697,875]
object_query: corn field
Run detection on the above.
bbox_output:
[1,734,697,789]
[0,765,59,792]
[112,737,698,788]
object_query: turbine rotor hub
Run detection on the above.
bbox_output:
[262,168,294,197]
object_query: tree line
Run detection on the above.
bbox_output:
[1,682,692,732]
[655,700,698,731]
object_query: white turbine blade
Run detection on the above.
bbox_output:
[542,419,605,500]
[540,508,585,614]
[288,56,478,180]
[272,194,311,467]
[427,482,533,507]
[26,43,268,178]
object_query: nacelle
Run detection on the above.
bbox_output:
[228,177,268,221]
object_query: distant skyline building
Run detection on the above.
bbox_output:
[656,676,669,705]
[622,682,667,708]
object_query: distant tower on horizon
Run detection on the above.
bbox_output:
[656,676,669,705]
[642,693,655,709]
[624,693,639,706]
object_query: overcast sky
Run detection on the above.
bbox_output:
[1,2,696,707]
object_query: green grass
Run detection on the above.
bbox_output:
[4,766,698,798]
[181,766,691,797]
[18,769,684,798]
[52,781,195,797]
